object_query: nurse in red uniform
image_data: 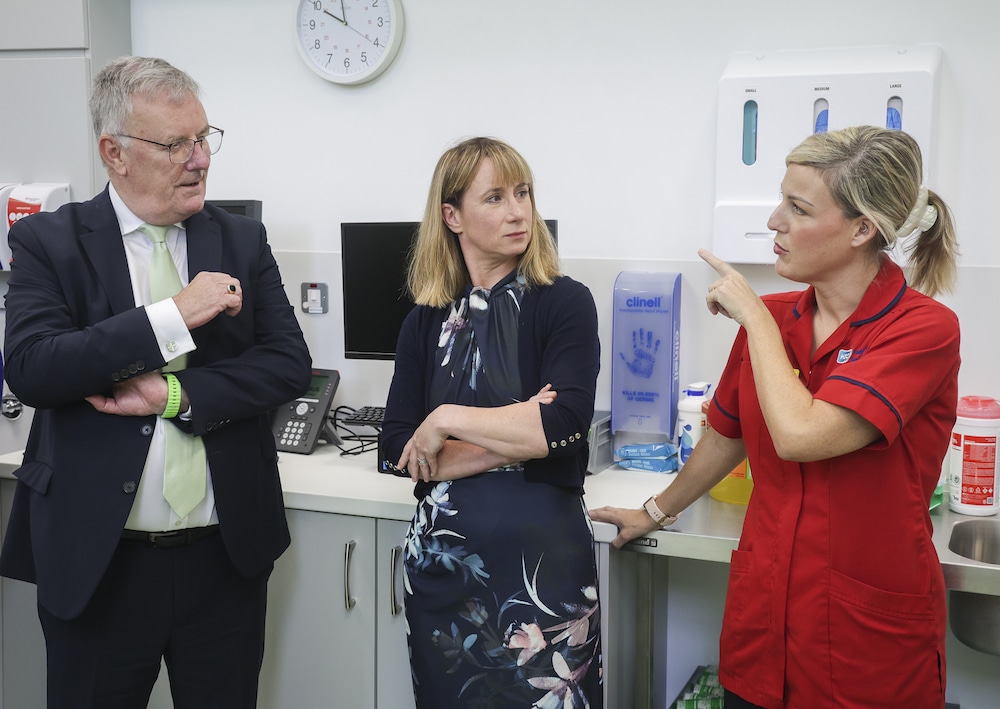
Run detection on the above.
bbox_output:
[592,125,960,709]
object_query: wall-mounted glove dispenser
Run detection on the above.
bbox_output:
[712,45,942,264]
[611,271,681,441]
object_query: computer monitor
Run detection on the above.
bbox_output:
[207,199,263,221]
[340,220,558,360]
[341,222,418,360]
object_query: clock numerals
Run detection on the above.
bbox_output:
[295,0,403,85]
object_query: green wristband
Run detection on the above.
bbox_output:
[162,373,182,419]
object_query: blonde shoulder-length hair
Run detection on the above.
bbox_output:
[407,137,561,308]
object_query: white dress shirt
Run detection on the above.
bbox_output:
[109,184,218,532]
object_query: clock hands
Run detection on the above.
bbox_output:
[322,6,346,25]
[316,1,378,47]
[338,0,377,45]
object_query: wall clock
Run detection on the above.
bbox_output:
[296,0,404,85]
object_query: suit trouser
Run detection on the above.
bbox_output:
[38,530,271,709]
[725,689,767,709]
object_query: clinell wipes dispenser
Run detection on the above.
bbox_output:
[611,272,681,470]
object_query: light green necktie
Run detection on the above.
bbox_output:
[140,223,207,518]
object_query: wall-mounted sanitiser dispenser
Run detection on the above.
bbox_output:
[4,183,71,269]
[713,45,942,264]
[611,271,681,440]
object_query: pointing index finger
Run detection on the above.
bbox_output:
[698,248,738,277]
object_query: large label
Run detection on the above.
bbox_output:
[949,432,997,507]
[7,197,42,228]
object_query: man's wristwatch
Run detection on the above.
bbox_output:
[643,494,679,528]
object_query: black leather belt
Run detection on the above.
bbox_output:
[121,525,220,549]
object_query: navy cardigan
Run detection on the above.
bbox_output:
[381,275,600,497]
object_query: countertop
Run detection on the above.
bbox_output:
[0,445,996,595]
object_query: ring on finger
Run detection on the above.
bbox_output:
[228,284,237,294]
[417,458,428,465]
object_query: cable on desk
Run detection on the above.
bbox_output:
[330,406,381,457]
[329,407,412,478]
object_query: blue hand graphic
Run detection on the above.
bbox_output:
[619,328,660,378]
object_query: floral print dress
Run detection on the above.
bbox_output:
[403,272,603,708]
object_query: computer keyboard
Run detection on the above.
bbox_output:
[342,406,385,427]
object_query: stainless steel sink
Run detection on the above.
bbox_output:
[949,518,1000,564]
[948,519,1000,655]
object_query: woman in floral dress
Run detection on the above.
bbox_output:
[381,137,603,708]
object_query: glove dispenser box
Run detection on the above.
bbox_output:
[713,45,942,264]
[4,182,71,270]
[611,271,681,441]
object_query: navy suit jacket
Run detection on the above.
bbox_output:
[0,187,312,620]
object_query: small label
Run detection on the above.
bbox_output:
[627,537,659,548]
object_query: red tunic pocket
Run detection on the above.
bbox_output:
[828,569,945,708]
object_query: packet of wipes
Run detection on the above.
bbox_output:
[616,457,679,473]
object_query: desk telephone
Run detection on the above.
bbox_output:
[272,368,341,454]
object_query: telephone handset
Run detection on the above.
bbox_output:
[273,368,341,454]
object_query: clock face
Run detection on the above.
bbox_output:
[296,0,404,85]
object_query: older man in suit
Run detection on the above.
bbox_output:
[0,56,312,708]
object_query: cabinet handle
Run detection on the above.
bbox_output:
[390,545,404,616]
[344,539,357,610]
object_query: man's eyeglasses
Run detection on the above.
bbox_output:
[115,127,224,164]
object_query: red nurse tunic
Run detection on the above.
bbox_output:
[708,259,959,709]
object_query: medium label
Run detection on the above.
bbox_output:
[950,432,997,507]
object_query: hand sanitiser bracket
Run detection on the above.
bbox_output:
[713,45,942,264]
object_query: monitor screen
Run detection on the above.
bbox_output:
[341,222,419,360]
[340,219,558,360]
[207,199,263,221]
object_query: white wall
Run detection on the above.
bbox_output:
[129,0,1000,413]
